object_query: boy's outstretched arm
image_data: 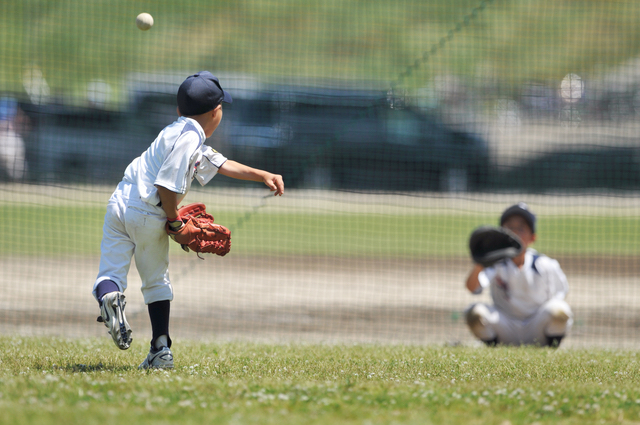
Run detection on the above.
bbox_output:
[465,264,484,293]
[219,160,284,196]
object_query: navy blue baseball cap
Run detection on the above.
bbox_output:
[500,202,536,233]
[177,71,232,116]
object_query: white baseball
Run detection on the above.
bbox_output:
[136,13,154,31]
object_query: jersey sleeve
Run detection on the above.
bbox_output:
[194,146,228,186]
[154,131,201,194]
[473,269,492,294]
[545,258,569,299]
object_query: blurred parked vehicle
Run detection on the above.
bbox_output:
[21,103,146,183]
[19,78,492,191]
[494,146,640,192]
[220,87,491,191]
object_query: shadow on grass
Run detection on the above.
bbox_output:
[56,363,136,373]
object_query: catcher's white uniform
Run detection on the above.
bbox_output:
[466,248,573,346]
[92,116,227,304]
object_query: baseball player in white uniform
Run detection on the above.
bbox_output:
[92,71,284,369]
[0,97,28,181]
[464,203,573,347]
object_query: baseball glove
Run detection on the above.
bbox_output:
[468,226,523,267]
[166,203,231,258]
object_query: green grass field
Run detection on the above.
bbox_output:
[1,337,639,425]
[3,2,640,423]
[1,204,638,257]
[2,0,640,100]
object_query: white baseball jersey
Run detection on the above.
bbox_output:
[0,120,27,180]
[93,116,227,304]
[475,248,569,320]
[123,116,227,207]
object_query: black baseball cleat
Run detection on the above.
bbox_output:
[98,292,132,350]
[483,337,499,347]
[545,335,564,348]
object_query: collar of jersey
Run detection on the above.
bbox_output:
[179,116,206,140]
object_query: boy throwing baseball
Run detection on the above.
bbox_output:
[93,71,284,369]
[464,202,573,347]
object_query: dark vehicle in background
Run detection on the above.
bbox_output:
[21,103,147,182]
[494,146,640,192]
[220,87,491,191]
[19,80,492,191]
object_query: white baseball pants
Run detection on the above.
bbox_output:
[93,181,173,305]
[465,298,573,346]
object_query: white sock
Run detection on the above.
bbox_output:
[155,335,168,349]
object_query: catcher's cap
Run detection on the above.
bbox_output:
[177,71,232,116]
[500,202,536,233]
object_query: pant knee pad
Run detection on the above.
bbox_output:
[466,304,490,326]
[465,304,496,341]
[548,300,572,323]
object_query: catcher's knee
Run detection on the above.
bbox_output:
[546,299,572,322]
[465,303,497,341]
[465,303,489,326]
[544,299,573,336]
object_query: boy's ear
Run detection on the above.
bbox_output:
[176,107,182,117]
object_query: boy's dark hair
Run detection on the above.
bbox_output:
[500,202,536,233]
[177,71,232,116]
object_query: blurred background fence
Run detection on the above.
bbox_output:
[1,0,639,348]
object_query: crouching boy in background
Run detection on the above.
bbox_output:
[464,203,573,347]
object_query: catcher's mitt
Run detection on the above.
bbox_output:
[468,226,523,267]
[166,203,231,258]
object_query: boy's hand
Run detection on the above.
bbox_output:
[166,217,189,252]
[264,173,284,196]
[167,217,184,231]
[218,161,284,195]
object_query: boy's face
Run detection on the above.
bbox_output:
[501,214,536,247]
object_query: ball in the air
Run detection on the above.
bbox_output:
[136,13,154,31]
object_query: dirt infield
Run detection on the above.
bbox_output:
[2,253,639,349]
[2,184,639,348]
